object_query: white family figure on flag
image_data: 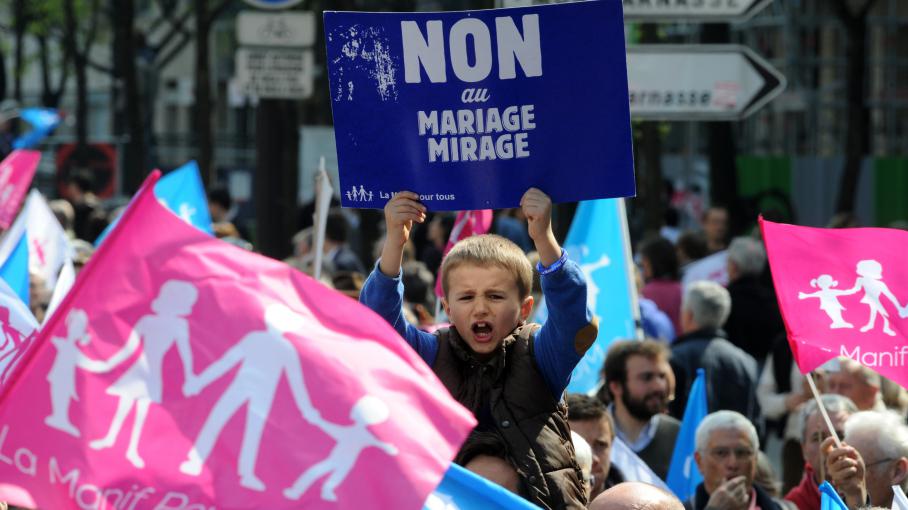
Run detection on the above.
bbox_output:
[580,253,611,312]
[798,275,854,329]
[0,306,33,381]
[799,260,905,336]
[848,260,905,335]
[158,197,196,226]
[45,309,114,437]
[90,280,198,469]
[283,395,398,501]
[179,303,318,492]
[178,202,196,223]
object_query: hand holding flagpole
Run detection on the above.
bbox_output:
[805,371,841,448]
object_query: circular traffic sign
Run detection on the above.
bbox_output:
[242,0,303,9]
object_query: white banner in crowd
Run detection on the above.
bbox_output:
[0,189,72,292]
[681,249,729,290]
[610,437,671,492]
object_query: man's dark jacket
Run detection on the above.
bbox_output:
[724,275,785,365]
[669,328,760,424]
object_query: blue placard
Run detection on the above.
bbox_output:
[324,1,635,211]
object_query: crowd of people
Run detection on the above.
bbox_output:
[349,186,907,509]
[23,169,908,510]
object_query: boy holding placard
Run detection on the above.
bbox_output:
[360,187,598,509]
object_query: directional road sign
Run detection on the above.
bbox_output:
[627,44,786,121]
[622,0,773,23]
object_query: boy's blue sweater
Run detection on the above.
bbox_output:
[359,259,595,398]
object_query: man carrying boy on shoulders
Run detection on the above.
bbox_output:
[360,188,598,509]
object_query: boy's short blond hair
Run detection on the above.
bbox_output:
[440,234,533,298]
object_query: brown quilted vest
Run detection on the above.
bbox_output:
[432,324,587,510]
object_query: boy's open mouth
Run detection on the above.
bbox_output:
[471,321,493,343]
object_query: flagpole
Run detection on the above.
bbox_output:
[617,199,643,339]
[313,157,331,282]
[805,371,842,448]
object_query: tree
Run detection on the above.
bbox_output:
[832,0,879,215]
[109,0,229,193]
[110,0,144,192]
[635,24,667,239]
[62,0,103,148]
[11,0,33,102]
[192,0,232,187]
[30,0,70,108]
[702,23,745,236]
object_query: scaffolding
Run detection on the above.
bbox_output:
[733,0,908,157]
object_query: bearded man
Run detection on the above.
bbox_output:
[604,340,680,479]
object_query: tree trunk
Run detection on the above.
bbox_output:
[834,15,869,214]
[635,24,664,239]
[37,35,67,108]
[64,0,89,148]
[255,100,299,259]
[0,45,7,102]
[112,0,146,193]
[193,0,214,187]
[702,23,743,235]
[13,0,28,102]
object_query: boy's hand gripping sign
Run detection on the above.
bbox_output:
[324,0,636,211]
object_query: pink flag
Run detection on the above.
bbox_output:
[760,217,908,389]
[0,171,475,509]
[434,210,494,298]
[0,150,41,229]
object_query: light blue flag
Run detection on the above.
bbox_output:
[0,233,29,306]
[95,160,214,246]
[424,463,540,510]
[13,108,61,149]
[561,198,637,394]
[666,368,707,501]
[818,481,848,510]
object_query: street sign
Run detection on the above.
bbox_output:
[622,0,772,22]
[235,47,314,99]
[242,0,303,9]
[237,11,315,47]
[627,44,786,121]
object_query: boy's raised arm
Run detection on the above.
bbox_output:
[523,188,597,397]
[361,192,438,365]
[379,192,426,277]
[521,187,561,267]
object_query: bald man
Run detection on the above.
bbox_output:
[590,482,684,510]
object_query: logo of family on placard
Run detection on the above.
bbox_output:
[345,185,373,203]
[798,259,907,336]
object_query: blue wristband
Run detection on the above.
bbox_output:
[536,249,568,276]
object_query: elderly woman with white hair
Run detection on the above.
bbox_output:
[685,410,782,510]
